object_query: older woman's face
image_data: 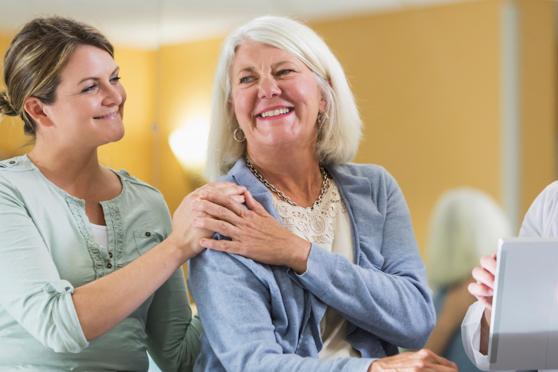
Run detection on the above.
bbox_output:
[230,41,325,153]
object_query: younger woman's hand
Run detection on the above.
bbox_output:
[194,190,311,273]
[167,182,246,261]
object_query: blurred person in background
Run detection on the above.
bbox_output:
[425,188,511,371]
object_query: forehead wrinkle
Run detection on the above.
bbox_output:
[233,60,299,77]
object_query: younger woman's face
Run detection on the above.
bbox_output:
[41,44,126,148]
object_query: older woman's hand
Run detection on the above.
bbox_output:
[369,349,458,372]
[167,182,246,260]
[195,190,311,273]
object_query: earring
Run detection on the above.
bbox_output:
[233,127,246,143]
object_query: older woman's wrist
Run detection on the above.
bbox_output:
[288,237,311,274]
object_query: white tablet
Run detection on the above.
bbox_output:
[489,238,558,370]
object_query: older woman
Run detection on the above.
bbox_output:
[189,16,456,372]
[0,17,244,371]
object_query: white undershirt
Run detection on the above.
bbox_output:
[89,223,108,249]
[273,180,359,359]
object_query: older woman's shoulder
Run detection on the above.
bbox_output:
[332,163,404,200]
[333,162,395,182]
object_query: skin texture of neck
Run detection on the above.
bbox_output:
[247,143,322,208]
[27,137,119,202]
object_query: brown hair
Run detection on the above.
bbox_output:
[0,17,113,136]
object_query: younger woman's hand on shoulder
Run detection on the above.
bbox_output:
[194,190,311,273]
[167,182,246,261]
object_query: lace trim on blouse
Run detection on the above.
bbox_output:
[272,181,346,252]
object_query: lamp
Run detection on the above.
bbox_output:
[169,116,209,175]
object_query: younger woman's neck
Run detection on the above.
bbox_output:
[28,140,104,194]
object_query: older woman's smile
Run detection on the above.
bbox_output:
[256,106,293,120]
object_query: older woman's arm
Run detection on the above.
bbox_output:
[189,249,375,372]
[198,168,435,349]
[291,169,434,348]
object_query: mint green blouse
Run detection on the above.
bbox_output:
[0,155,201,371]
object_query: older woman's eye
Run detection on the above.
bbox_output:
[239,75,255,84]
[276,69,295,77]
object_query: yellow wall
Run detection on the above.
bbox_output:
[99,47,157,184]
[518,0,557,218]
[0,0,556,253]
[311,0,504,249]
[156,38,223,210]
[156,1,504,251]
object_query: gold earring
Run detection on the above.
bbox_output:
[233,127,246,142]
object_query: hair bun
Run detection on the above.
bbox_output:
[0,91,18,116]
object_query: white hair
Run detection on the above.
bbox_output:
[426,188,512,290]
[205,16,362,180]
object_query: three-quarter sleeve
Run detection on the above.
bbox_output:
[461,301,492,371]
[144,194,202,371]
[145,268,202,372]
[0,181,89,353]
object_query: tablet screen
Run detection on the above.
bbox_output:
[489,238,558,370]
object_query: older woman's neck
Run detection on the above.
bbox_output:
[247,148,323,207]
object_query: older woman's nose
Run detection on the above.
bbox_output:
[258,77,281,99]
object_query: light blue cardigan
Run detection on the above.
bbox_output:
[189,159,435,372]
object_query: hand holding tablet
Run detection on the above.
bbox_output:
[469,238,558,370]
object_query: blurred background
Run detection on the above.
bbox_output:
[0,0,555,368]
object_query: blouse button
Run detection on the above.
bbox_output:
[106,263,113,269]
[145,232,151,237]
[108,252,113,258]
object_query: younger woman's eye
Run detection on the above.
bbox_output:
[81,84,98,93]
[110,76,121,84]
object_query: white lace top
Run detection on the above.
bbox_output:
[273,180,360,359]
